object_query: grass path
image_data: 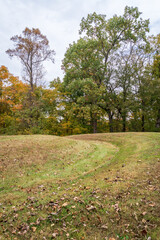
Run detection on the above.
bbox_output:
[0,133,160,239]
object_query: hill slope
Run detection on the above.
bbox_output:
[0,133,160,239]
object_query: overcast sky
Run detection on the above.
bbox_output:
[0,0,160,86]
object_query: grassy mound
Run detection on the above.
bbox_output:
[0,133,160,239]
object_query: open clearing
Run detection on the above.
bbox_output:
[0,133,160,239]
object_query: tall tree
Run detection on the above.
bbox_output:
[113,41,150,132]
[79,6,149,131]
[62,38,105,133]
[6,27,55,93]
[151,34,160,129]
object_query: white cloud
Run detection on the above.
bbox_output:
[0,0,160,85]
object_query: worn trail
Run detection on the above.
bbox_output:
[0,133,160,239]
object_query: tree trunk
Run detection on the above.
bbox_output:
[92,113,97,133]
[108,112,113,132]
[122,113,126,132]
[142,114,145,132]
[141,100,145,132]
[156,108,160,129]
[93,118,97,133]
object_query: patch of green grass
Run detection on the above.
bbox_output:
[0,133,160,239]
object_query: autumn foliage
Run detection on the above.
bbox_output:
[1,7,160,135]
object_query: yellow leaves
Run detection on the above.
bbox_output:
[72,127,82,134]
[89,72,94,76]
[61,122,71,129]
[41,88,57,103]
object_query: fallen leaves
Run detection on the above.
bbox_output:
[31,226,36,232]
[86,205,96,211]
[52,232,58,238]
[101,224,108,230]
[0,134,160,239]
[142,211,147,216]
[62,202,68,207]
[112,203,121,213]
[148,202,156,207]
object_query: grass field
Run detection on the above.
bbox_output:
[0,133,160,239]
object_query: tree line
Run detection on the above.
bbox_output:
[0,6,160,135]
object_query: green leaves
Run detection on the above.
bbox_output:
[79,6,149,54]
[61,6,154,133]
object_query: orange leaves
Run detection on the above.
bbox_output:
[0,65,27,111]
[12,104,23,111]
[6,27,55,92]
[0,65,9,80]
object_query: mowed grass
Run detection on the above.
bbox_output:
[0,133,159,240]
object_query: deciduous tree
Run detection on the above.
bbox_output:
[6,27,55,93]
[78,6,149,131]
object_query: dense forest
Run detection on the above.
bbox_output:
[0,6,160,135]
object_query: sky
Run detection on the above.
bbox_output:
[0,0,160,86]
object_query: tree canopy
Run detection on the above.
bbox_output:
[1,6,160,135]
[6,27,55,92]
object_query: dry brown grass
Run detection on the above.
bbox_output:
[0,133,160,239]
